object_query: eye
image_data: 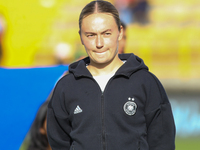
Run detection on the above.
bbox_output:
[104,32,111,36]
[87,34,94,37]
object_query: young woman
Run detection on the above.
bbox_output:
[47,1,176,150]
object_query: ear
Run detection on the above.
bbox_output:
[40,127,46,135]
[118,25,123,41]
[79,30,84,45]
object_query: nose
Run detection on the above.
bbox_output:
[96,35,104,49]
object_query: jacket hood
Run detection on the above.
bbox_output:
[69,53,148,78]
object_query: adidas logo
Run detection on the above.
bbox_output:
[74,105,83,114]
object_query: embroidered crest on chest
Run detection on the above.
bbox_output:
[123,97,137,116]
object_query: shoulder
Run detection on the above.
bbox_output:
[143,70,165,92]
[132,69,161,86]
[134,69,167,98]
[53,71,75,90]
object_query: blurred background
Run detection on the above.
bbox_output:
[0,0,199,149]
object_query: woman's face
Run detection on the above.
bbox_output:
[80,13,123,66]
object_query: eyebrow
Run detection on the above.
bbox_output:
[85,29,112,35]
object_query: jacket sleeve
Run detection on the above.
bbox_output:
[144,74,176,150]
[47,82,72,150]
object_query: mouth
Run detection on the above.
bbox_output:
[95,51,107,57]
[94,49,107,54]
[96,51,106,54]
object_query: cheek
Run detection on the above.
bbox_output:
[83,39,95,50]
[105,36,119,48]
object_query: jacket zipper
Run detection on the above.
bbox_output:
[100,76,117,150]
[90,77,107,150]
[92,76,116,150]
[101,93,106,150]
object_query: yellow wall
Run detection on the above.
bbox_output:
[0,0,60,66]
[0,0,90,67]
[0,0,199,79]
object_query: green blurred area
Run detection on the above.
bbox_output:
[20,137,200,150]
[176,137,200,150]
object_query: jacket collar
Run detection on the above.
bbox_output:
[69,53,148,78]
[116,53,148,77]
[69,57,92,78]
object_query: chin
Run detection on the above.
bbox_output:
[97,59,113,65]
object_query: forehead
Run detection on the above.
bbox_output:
[81,13,117,31]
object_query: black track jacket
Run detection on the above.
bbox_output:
[47,53,176,150]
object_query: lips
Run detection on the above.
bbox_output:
[95,51,107,57]
[94,49,107,54]
[96,51,106,54]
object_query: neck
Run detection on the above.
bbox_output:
[87,55,123,76]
